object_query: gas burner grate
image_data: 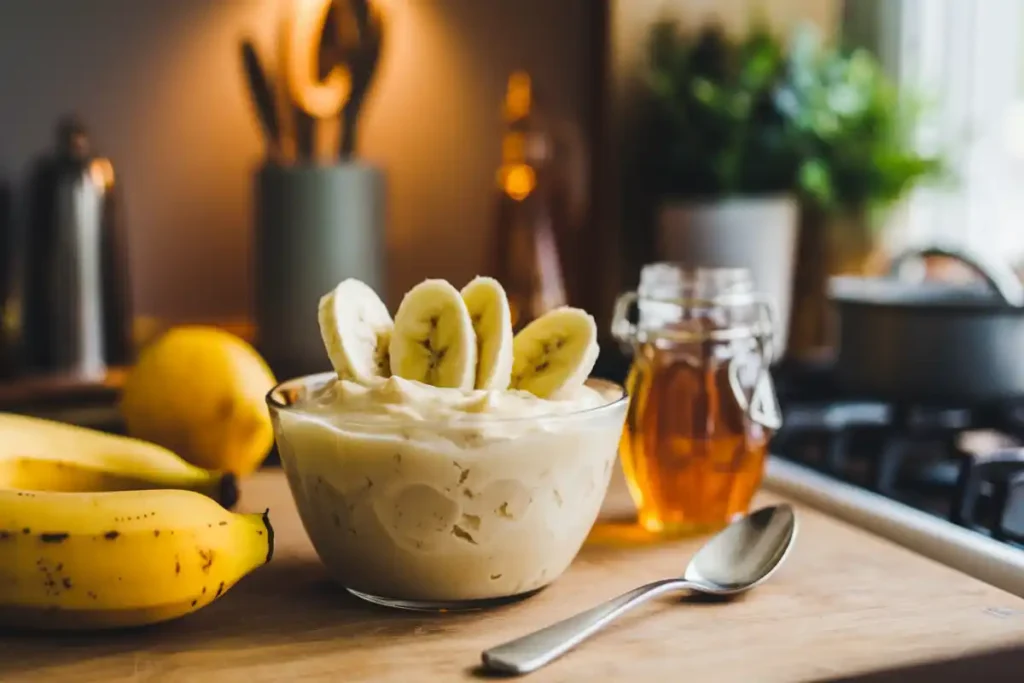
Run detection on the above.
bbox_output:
[770,359,1024,548]
[952,449,1024,542]
[772,403,1024,547]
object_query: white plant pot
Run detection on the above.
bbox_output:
[657,195,799,358]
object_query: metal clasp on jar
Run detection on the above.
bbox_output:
[612,289,782,431]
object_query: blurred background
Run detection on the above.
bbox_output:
[1,0,1023,427]
[6,3,1024,648]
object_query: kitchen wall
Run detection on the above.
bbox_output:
[0,0,834,327]
[590,0,840,331]
[0,0,598,322]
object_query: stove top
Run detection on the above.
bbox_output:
[770,359,1024,547]
[594,347,1024,548]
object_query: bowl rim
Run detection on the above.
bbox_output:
[265,372,629,427]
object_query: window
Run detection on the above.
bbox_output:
[853,0,1024,267]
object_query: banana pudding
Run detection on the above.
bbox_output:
[268,277,627,608]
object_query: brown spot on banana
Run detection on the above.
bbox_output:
[39,533,69,543]
[198,549,215,573]
[215,581,225,598]
[103,531,119,540]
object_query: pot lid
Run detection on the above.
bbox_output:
[829,244,1024,310]
[829,277,1013,309]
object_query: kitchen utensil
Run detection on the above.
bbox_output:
[280,0,352,162]
[336,0,383,159]
[280,3,326,163]
[292,105,316,162]
[240,39,281,159]
[22,116,132,379]
[480,503,797,675]
[284,0,350,121]
[830,245,1024,403]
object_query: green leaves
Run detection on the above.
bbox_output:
[636,19,947,213]
[636,19,796,199]
[798,158,833,206]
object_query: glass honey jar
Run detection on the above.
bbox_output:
[612,264,781,535]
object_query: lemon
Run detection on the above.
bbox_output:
[121,326,277,477]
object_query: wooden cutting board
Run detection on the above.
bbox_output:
[3,467,1024,682]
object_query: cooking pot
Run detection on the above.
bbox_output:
[830,245,1024,404]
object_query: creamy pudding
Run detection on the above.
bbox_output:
[270,373,627,604]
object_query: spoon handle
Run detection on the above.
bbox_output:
[481,578,693,675]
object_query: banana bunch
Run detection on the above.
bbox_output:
[0,413,273,629]
[0,487,272,630]
[0,413,238,507]
[318,276,600,396]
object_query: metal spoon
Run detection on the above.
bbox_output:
[480,504,798,676]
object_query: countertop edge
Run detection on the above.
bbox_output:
[763,456,1024,598]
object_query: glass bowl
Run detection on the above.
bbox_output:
[267,372,628,611]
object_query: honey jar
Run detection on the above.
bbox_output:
[612,264,781,535]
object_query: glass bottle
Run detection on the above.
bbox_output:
[612,264,781,535]
[488,71,568,331]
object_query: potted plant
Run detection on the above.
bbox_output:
[634,20,802,357]
[778,26,947,358]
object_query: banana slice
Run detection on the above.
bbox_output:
[390,279,478,390]
[318,279,393,383]
[510,307,600,398]
[461,276,514,390]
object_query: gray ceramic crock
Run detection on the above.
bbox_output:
[254,163,385,379]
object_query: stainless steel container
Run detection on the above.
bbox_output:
[23,117,132,378]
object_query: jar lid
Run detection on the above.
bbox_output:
[613,264,774,345]
[638,263,754,300]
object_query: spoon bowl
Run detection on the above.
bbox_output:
[684,504,797,594]
[481,504,798,675]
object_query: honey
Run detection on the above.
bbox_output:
[613,265,780,535]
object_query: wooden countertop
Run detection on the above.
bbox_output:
[3,468,1024,682]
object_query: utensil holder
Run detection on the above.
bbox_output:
[254,163,386,379]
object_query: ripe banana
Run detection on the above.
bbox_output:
[461,276,514,390]
[318,278,393,383]
[0,488,272,630]
[390,279,478,389]
[317,278,600,399]
[0,413,237,507]
[511,307,600,398]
